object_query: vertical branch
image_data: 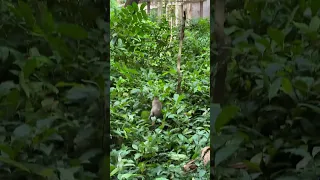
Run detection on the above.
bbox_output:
[212,0,230,104]
[177,7,185,94]
[210,0,231,178]
[200,0,203,18]
[147,0,151,14]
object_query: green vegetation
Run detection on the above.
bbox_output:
[0,0,108,179]
[110,2,210,179]
[213,0,320,179]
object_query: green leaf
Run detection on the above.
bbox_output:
[46,35,72,58]
[296,155,312,169]
[267,28,285,45]
[215,144,240,166]
[0,46,10,62]
[281,78,293,94]
[268,78,282,100]
[298,103,320,113]
[312,146,320,157]
[38,2,55,32]
[18,0,35,27]
[58,167,79,180]
[13,124,32,138]
[25,163,56,178]
[79,149,101,163]
[19,73,30,98]
[132,2,139,11]
[140,3,147,11]
[39,143,54,156]
[309,16,320,32]
[56,23,88,40]
[293,22,309,33]
[168,152,188,161]
[66,86,99,102]
[0,81,16,97]
[0,157,30,172]
[0,144,15,159]
[23,58,38,78]
[215,105,239,133]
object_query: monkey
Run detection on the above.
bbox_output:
[149,96,163,126]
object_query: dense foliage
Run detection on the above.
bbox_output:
[0,0,108,179]
[213,0,320,179]
[110,2,210,179]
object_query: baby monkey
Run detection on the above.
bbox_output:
[149,96,163,125]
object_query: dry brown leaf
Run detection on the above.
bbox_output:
[201,146,210,166]
[183,159,198,172]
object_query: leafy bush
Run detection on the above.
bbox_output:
[214,0,320,179]
[0,1,108,179]
[110,3,210,179]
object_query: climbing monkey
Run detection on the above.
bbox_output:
[149,96,163,125]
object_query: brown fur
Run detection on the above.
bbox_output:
[149,97,162,125]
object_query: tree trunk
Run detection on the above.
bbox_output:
[147,0,151,14]
[210,0,231,178]
[177,6,185,94]
[200,0,203,18]
[158,0,163,23]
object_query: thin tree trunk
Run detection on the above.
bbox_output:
[158,0,162,23]
[147,0,151,14]
[200,0,203,18]
[177,6,185,94]
[211,0,231,178]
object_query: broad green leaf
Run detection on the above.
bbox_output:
[293,22,309,33]
[110,167,119,177]
[215,105,239,132]
[309,16,320,32]
[296,155,312,169]
[0,46,10,62]
[18,0,35,27]
[39,143,54,156]
[58,167,79,180]
[66,86,99,102]
[267,28,285,45]
[243,160,260,171]
[281,78,293,94]
[13,124,32,137]
[46,36,72,58]
[23,58,38,78]
[132,2,139,11]
[312,146,320,157]
[38,2,55,32]
[0,144,15,159]
[215,144,240,166]
[168,152,188,161]
[79,149,101,163]
[56,23,88,40]
[298,103,320,113]
[0,157,30,172]
[268,78,281,100]
[0,81,16,97]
